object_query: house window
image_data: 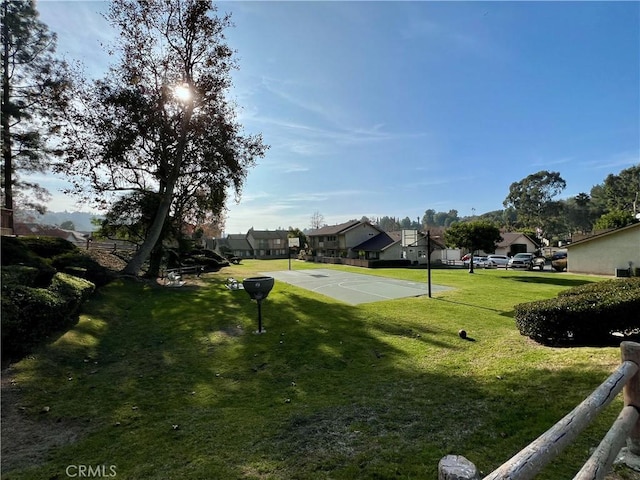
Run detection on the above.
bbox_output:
[327,236,337,241]
[274,239,281,245]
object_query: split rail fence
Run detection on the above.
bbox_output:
[440,341,640,479]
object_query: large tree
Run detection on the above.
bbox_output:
[56,0,267,276]
[591,165,640,216]
[562,192,595,237]
[503,170,566,238]
[444,220,502,273]
[1,0,69,223]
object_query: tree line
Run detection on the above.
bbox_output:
[349,167,639,246]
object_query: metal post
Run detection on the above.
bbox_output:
[427,230,432,298]
[257,298,263,333]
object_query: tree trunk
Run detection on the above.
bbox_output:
[122,99,194,276]
[146,241,164,278]
[123,186,174,276]
[2,0,14,228]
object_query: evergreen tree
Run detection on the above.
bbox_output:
[1,0,70,223]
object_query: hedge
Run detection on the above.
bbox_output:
[1,272,95,359]
[515,278,640,346]
[1,236,57,285]
[370,259,412,268]
[51,252,113,287]
[18,236,79,257]
[1,265,41,288]
[557,277,640,298]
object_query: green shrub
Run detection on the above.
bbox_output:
[50,272,95,307]
[18,236,78,257]
[1,272,95,359]
[515,278,640,345]
[1,265,41,288]
[557,277,640,297]
[1,236,57,285]
[1,236,35,265]
[51,252,113,286]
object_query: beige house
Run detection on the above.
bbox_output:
[401,230,446,265]
[494,232,539,256]
[307,220,382,258]
[566,223,640,276]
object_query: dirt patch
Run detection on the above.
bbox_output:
[1,366,91,474]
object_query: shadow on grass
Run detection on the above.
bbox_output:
[3,276,625,479]
[500,275,596,288]
[434,297,506,314]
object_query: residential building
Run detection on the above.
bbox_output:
[216,234,253,259]
[246,228,289,259]
[13,223,90,247]
[353,231,403,261]
[566,223,640,276]
[494,232,539,256]
[401,230,446,265]
[307,220,382,258]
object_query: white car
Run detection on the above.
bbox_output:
[463,256,487,267]
[484,254,509,268]
[507,252,546,270]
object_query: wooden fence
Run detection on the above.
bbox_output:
[1,207,13,235]
[440,342,640,480]
[86,239,137,252]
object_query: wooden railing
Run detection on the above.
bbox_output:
[439,342,640,480]
[86,240,137,252]
[1,207,13,235]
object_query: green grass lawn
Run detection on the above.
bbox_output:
[2,261,631,479]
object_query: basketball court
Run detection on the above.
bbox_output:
[261,268,453,305]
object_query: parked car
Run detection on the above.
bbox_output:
[463,256,487,267]
[551,249,567,272]
[507,253,546,270]
[531,256,546,270]
[484,254,509,268]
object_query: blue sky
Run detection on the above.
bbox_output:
[37,1,639,234]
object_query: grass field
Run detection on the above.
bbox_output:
[2,260,633,479]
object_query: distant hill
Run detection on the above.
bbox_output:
[16,210,104,232]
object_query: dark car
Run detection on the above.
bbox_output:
[551,249,567,272]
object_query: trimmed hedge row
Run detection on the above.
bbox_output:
[51,252,112,287]
[1,236,57,285]
[1,272,95,358]
[514,278,640,346]
[370,259,412,268]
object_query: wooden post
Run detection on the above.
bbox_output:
[622,342,640,456]
[574,405,639,479]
